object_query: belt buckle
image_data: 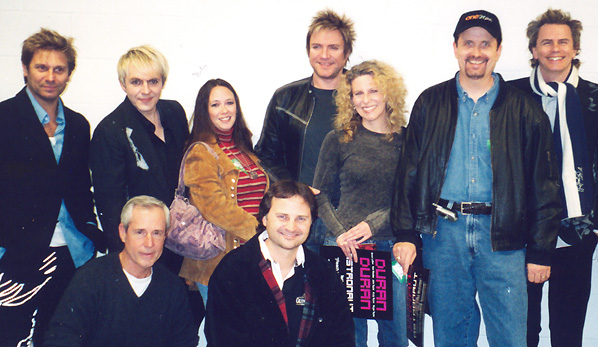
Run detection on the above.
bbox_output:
[461,202,472,215]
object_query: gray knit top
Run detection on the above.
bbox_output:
[313,124,403,240]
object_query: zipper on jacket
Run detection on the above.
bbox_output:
[276,107,308,125]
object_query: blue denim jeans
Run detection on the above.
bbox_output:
[422,214,527,347]
[324,237,408,347]
[197,283,208,346]
[197,282,208,306]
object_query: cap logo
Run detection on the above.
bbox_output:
[465,14,493,22]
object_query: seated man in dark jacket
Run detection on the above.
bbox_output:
[206,180,354,347]
[44,196,199,347]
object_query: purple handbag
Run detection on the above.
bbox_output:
[165,142,226,260]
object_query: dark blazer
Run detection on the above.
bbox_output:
[90,97,188,252]
[510,76,598,226]
[0,88,103,269]
[206,234,355,347]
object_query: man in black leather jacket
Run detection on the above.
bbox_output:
[255,9,356,253]
[255,9,355,185]
[391,10,561,347]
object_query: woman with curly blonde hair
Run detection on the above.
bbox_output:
[334,60,407,142]
[313,60,409,346]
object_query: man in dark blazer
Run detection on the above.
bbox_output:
[90,46,189,273]
[510,9,598,347]
[0,28,105,346]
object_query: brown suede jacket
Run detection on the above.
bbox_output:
[179,137,269,285]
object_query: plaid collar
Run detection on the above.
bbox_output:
[259,254,316,346]
[258,230,305,290]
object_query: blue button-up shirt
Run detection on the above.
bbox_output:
[25,88,94,267]
[440,73,499,203]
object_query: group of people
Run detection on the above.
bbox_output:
[0,6,596,347]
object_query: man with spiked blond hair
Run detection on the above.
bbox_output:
[510,9,598,347]
[255,9,356,254]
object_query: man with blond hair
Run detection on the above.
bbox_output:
[0,28,104,345]
[510,9,598,347]
[256,9,355,185]
[255,9,356,255]
[90,46,189,273]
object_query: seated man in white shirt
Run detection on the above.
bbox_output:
[206,180,354,347]
[44,196,199,347]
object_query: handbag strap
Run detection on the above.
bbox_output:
[176,141,220,196]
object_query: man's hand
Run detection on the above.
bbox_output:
[392,242,416,274]
[527,263,551,283]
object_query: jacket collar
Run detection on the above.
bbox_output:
[450,72,508,111]
[241,234,321,288]
[120,97,169,190]
[14,87,64,165]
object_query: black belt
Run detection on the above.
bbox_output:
[438,199,492,215]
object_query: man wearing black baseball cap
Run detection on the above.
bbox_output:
[392,9,560,346]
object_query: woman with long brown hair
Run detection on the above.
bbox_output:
[179,79,269,309]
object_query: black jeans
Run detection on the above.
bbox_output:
[0,246,76,346]
[527,233,598,347]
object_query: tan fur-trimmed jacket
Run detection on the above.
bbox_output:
[178,137,269,285]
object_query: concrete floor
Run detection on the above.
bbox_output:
[367,249,598,346]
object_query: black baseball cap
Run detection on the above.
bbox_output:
[453,10,502,46]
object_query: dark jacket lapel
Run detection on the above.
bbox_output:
[14,88,59,166]
[121,97,169,193]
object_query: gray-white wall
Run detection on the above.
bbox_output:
[1,0,597,136]
[2,1,598,345]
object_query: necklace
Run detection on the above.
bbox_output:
[231,157,259,179]
[226,149,259,179]
[216,131,259,179]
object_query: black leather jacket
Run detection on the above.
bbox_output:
[391,74,561,266]
[255,76,315,181]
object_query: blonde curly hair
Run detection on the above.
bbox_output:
[334,60,407,142]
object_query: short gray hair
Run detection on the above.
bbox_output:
[120,195,170,231]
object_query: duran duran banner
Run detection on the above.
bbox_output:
[321,246,393,320]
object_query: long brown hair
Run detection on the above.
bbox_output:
[186,79,253,153]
